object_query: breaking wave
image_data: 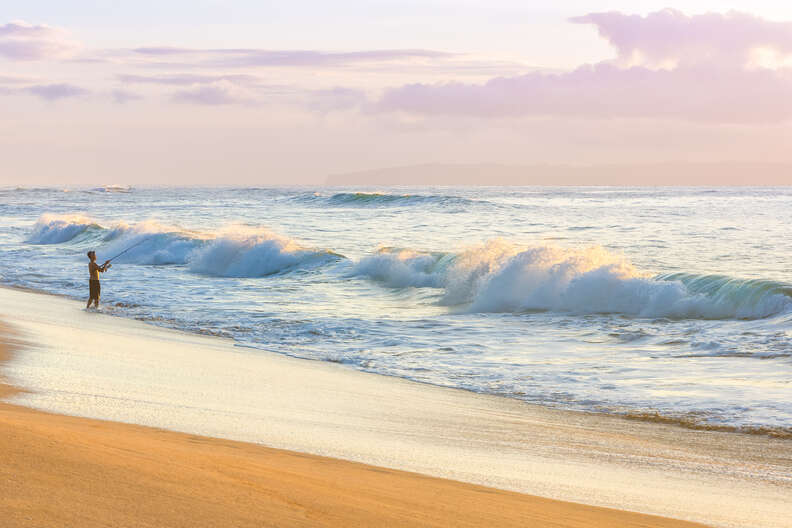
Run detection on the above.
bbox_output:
[90,184,133,193]
[97,220,207,266]
[27,216,792,319]
[26,214,339,277]
[353,240,792,320]
[188,226,341,277]
[297,191,485,208]
[352,248,450,288]
[27,214,102,244]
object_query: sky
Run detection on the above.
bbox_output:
[2,1,792,185]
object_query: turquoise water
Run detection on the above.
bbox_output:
[1,185,790,433]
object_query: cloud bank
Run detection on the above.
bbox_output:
[375,9,792,123]
[377,63,792,123]
[570,9,792,68]
[376,9,792,124]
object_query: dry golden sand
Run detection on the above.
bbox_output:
[0,324,709,528]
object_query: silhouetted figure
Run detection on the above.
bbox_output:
[86,250,111,309]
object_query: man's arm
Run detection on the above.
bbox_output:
[99,260,111,272]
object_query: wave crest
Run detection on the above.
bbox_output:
[188,226,339,277]
[27,214,101,244]
[450,243,792,319]
[352,248,448,288]
[297,191,483,208]
[26,215,338,277]
[353,239,792,320]
[91,184,132,193]
[99,220,206,265]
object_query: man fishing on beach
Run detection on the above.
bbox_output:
[86,250,111,309]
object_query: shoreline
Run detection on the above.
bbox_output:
[0,317,710,528]
[4,282,788,441]
[2,286,791,527]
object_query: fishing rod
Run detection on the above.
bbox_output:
[104,238,148,266]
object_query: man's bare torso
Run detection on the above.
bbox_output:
[89,261,101,281]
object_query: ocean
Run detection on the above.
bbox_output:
[1,185,790,435]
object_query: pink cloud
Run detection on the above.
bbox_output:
[376,10,792,124]
[0,21,79,60]
[570,9,792,67]
[377,64,792,123]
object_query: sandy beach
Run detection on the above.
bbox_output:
[0,309,709,528]
[1,287,790,527]
[0,399,707,528]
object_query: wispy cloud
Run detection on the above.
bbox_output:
[132,47,454,67]
[0,20,79,60]
[118,73,260,86]
[26,83,88,100]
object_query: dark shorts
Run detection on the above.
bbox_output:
[89,279,101,299]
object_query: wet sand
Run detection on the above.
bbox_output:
[0,325,710,528]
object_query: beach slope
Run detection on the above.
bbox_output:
[0,326,709,528]
[0,403,709,528]
[1,287,790,527]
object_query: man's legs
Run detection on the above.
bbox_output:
[88,281,100,308]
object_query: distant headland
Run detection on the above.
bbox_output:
[326,162,792,186]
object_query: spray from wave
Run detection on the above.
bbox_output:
[353,240,792,320]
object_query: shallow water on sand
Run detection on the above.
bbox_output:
[1,185,791,433]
